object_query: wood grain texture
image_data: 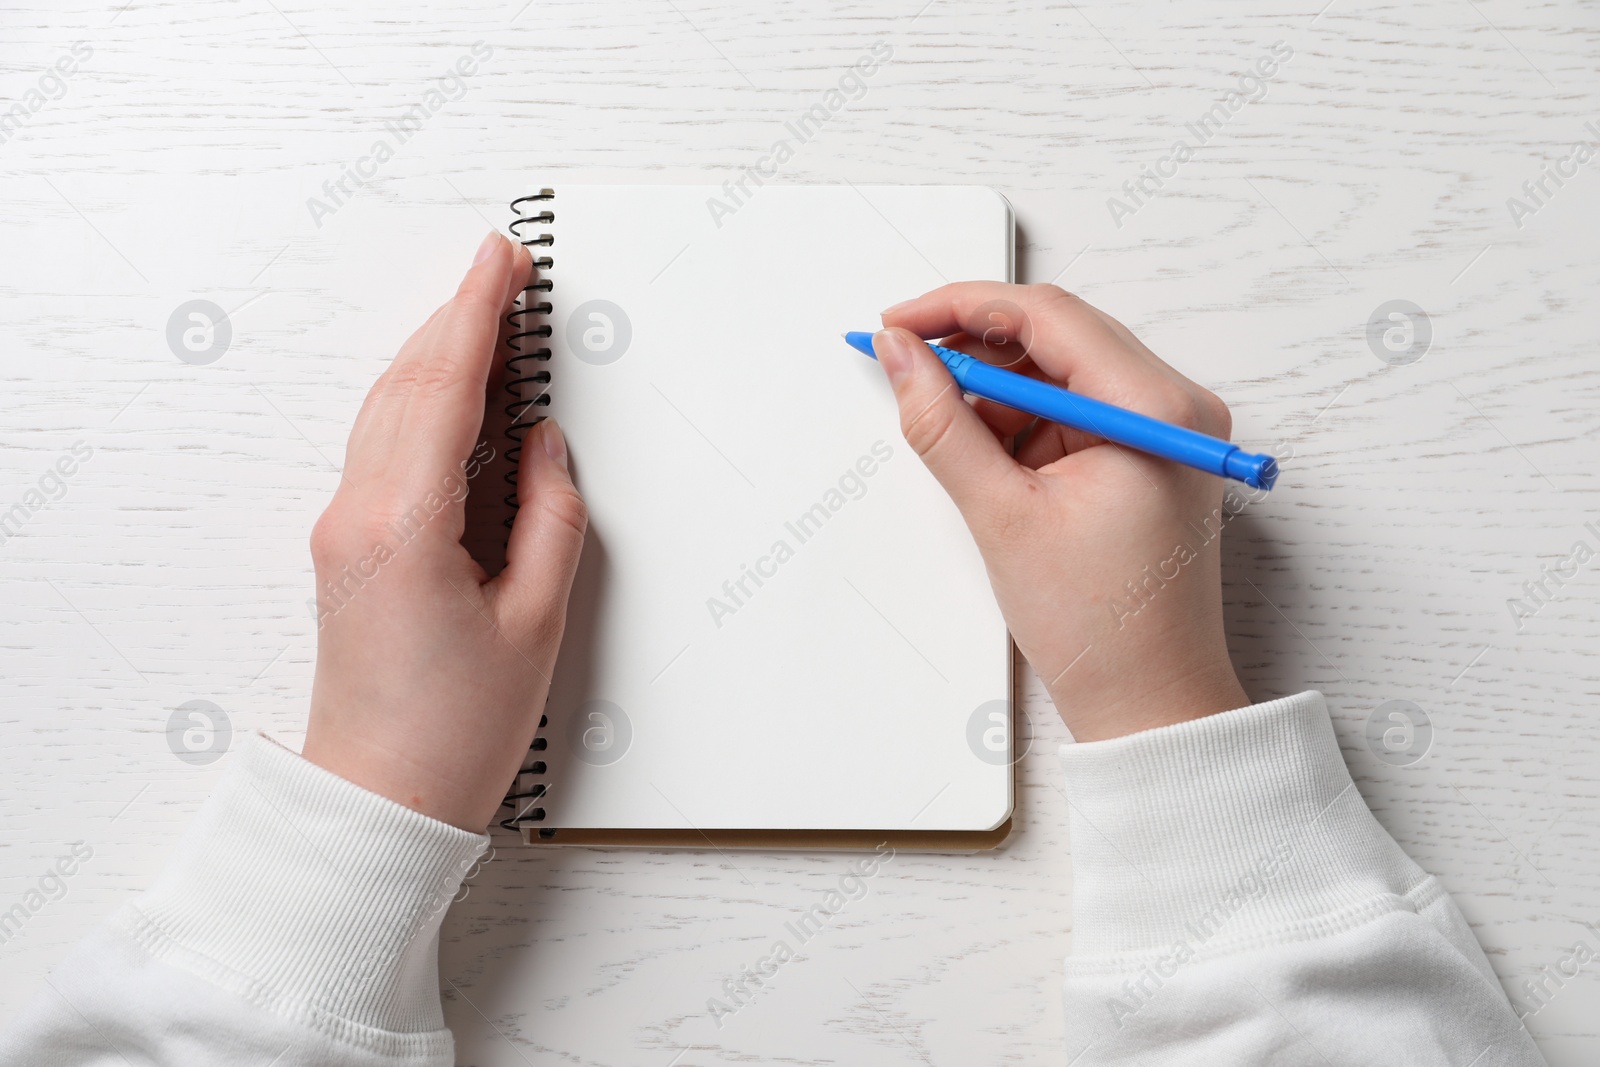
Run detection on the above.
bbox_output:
[0,0,1596,1063]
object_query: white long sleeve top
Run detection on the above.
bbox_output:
[0,691,1546,1065]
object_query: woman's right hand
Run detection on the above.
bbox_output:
[874,282,1253,741]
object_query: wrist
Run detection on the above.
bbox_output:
[1055,668,1250,742]
[1035,547,1248,740]
[1040,624,1249,742]
[302,722,494,833]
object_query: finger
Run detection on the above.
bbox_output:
[344,237,527,490]
[969,395,1035,440]
[1015,420,1101,470]
[1017,421,1069,469]
[475,280,526,467]
[491,418,587,649]
[969,386,1100,464]
[948,352,1102,459]
[1074,302,1204,398]
[337,301,455,489]
[386,235,530,384]
[882,282,1175,400]
[934,332,1102,449]
[391,233,531,491]
[935,331,1046,439]
[935,324,1035,372]
[944,327,1158,465]
[912,324,1116,466]
[873,327,1027,523]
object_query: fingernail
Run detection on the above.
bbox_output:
[874,330,914,388]
[880,298,914,318]
[472,230,502,266]
[541,418,568,470]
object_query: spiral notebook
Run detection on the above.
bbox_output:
[493,185,1015,849]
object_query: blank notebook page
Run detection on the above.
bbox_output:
[528,185,1013,835]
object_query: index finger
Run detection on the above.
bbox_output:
[881,282,1176,402]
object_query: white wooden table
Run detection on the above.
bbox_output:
[3,1,1597,1063]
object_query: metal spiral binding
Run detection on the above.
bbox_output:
[502,188,556,526]
[501,715,550,832]
[500,189,556,834]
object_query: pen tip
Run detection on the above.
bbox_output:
[842,331,878,359]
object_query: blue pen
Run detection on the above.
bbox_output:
[844,332,1278,490]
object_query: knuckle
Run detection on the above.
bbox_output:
[1140,387,1203,428]
[311,498,409,570]
[385,358,460,401]
[1025,284,1105,333]
[1140,384,1229,435]
[451,285,503,326]
[900,389,962,461]
[1031,282,1105,314]
[538,485,588,539]
[382,362,422,396]
[1025,282,1083,312]
[309,507,353,567]
[1198,387,1233,437]
[1026,282,1072,302]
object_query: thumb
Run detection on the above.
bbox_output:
[492,418,587,643]
[874,328,1021,521]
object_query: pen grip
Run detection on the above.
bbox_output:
[953,358,1242,478]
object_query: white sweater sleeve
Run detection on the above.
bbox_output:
[0,735,489,1067]
[1057,690,1545,1066]
[0,694,1549,1066]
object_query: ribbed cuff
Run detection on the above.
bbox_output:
[1058,691,1433,962]
[118,734,489,1057]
